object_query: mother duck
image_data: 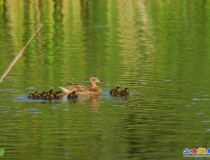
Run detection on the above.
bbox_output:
[60,76,104,96]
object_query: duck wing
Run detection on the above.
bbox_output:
[68,84,90,91]
[60,84,90,94]
[73,88,97,96]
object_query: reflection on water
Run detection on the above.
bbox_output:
[1,0,210,160]
[0,148,5,157]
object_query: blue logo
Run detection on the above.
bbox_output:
[183,148,191,155]
[206,148,210,154]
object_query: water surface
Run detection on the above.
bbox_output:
[1,0,210,159]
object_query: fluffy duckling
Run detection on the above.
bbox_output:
[120,88,129,96]
[27,91,38,99]
[45,90,55,100]
[27,93,35,99]
[41,92,47,99]
[67,91,78,100]
[55,91,63,99]
[110,86,120,96]
[36,93,42,99]
[45,93,55,100]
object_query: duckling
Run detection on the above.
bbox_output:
[45,93,55,100]
[120,88,129,96]
[27,93,35,99]
[33,91,43,99]
[110,86,120,96]
[27,91,38,99]
[34,91,40,98]
[36,93,42,99]
[41,91,47,99]
[67,91,78,100]
[45,90,55,100]
[55,91,63,99]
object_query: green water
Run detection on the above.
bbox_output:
[1,0,210,159]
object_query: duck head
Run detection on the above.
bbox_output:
[90,76,104,84]
[89,76,104,89]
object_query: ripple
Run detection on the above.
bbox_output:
[94,25,109,29]
[164,79,172,82]
[192,98,210,101]
[197,112,204,114]
[26,108,42,115]
[0,106,13,114]
[202,121,210,123]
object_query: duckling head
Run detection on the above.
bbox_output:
[55,91,60,94]
[116,86,120,91]
[124,88,129,96]
[125,88,129,92]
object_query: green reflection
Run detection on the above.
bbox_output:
[0,0,210,160]
[0,148,5,157]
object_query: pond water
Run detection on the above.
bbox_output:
[1,0,210,159]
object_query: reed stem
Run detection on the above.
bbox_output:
[0,24,43,84]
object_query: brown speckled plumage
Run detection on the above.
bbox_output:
[60,76,104,96]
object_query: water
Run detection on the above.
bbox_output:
[1,0,210,159]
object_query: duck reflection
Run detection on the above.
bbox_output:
[90,96,100,112]
[67,95,101,112]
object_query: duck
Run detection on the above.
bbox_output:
[45,90,55,100]
[27,93,35,99]
[120,88,129,96]
[110,86,120,96]
[67,91,78,99]
[27,91,39,99]
[60,76,104,96]
[41,91,47,99]
[55,91,63,99]
[36,93,42,99]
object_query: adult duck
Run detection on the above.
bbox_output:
[60,76,104,96]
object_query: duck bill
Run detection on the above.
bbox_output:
[99,80,105,84]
